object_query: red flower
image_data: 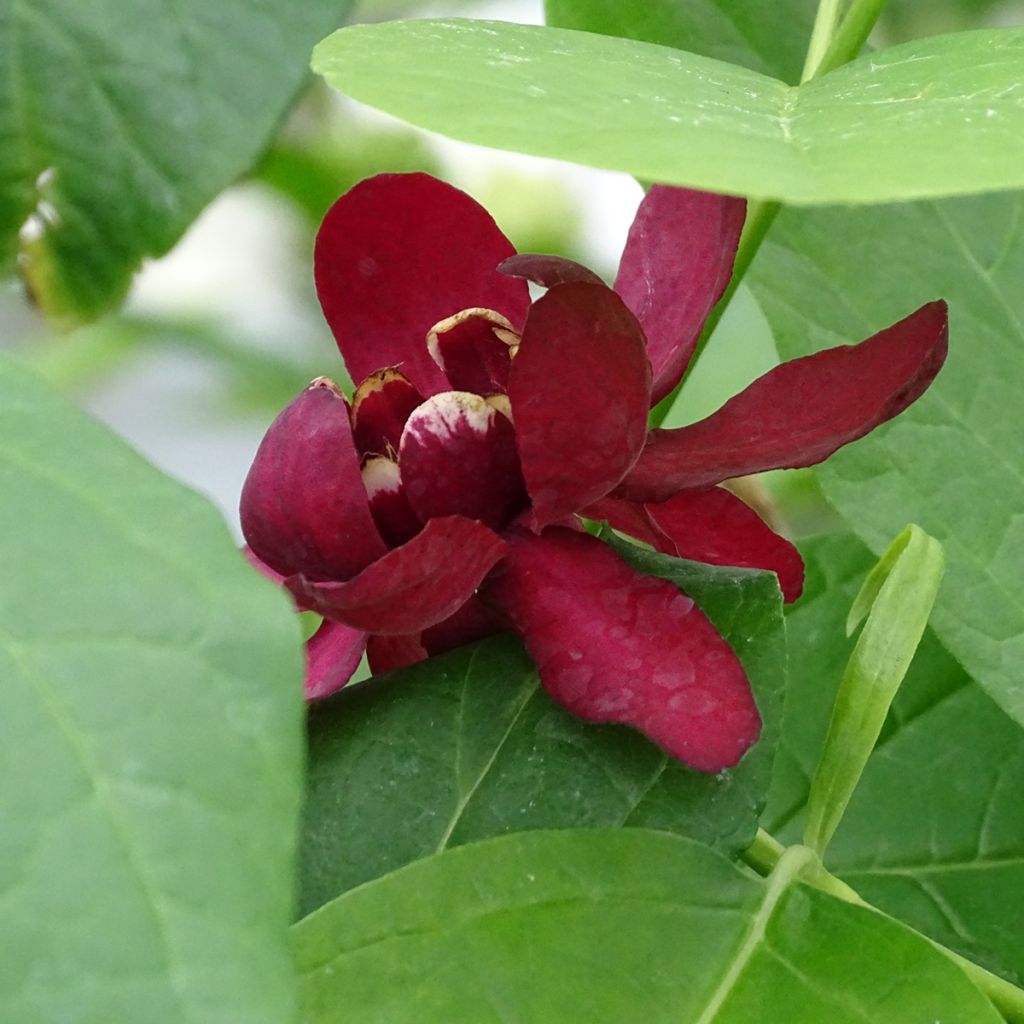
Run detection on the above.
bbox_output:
[241,173,947,772]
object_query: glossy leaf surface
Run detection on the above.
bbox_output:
[294,829,1002,1024]
[298,548,784,915]
[0,358,304,1021]
[314,20,1024,205]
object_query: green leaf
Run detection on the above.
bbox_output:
[803,525,944,856]
[0,357,304,1021]
[313,19,1024,205]
[765,534,1024,985]
[298,551,784,916]
[294,829,1003,1023]
[0,0,353,326]
[749,191,1024,728]
[544,0,816,82]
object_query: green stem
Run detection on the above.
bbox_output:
[817,0,888,77]
[742,829,1024,1023]
[801,0,845,82]
[650,0,889,429]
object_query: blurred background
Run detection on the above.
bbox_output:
[2,0,1020,537]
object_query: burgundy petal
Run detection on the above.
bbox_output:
[399,392,527,531]
[367,634,427,674]
[615,186,746,404]
[305,620,367,701]
[426,307,518,395]
[618,301,949,502]
[648,490,804,603]
[287,515,507,635]
[315,173,530,396]
[240,378,387,580]
[509,282,652,529]
[361,456,421,548]
[351,368,424,458]
[488,528,760,772]
[499,253,605,289]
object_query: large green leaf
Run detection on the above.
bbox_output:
[749,192,1024,728]
[0,0,352,325]
[299,552,784,915]
[0,357,304,1022]
[544,0,816,82]
[313,19,1024,205]
[766,535,1024,985]
[294,829,1003,1023]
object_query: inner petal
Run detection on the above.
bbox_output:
[399,391,527,531]
[351,367,424,458]
[427,307,519,395]
[361,455,422,548]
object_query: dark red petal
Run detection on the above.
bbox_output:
[399,392,527,531]
[499,253,605,289]
[361,456,422,548]
[426,307,518,395]
[488,528,760,772]
[366,634,427,674]
[509,282,652,530]
[583,497,670,551]
[305,620,367,700]
[351,368,424,458]
[646,489,804,603]
[287,515,507,635]
[618,301,949,502]
[240,379,387,580]
[615,186,746,405]
[315,173,530,396]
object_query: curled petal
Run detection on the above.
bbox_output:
[399,392,527,531]
[426,307,518,395]
[240,379,386,580]
[615,187,746,404]
[287,515,507,635]
[488,528,761,772]
[367,634,428,674]
[306,620,367,701]
[499,253,605,289]
[351,368,424,458]
[509,282,652,529]
[618,301,949,501]
[315,173,529,396]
